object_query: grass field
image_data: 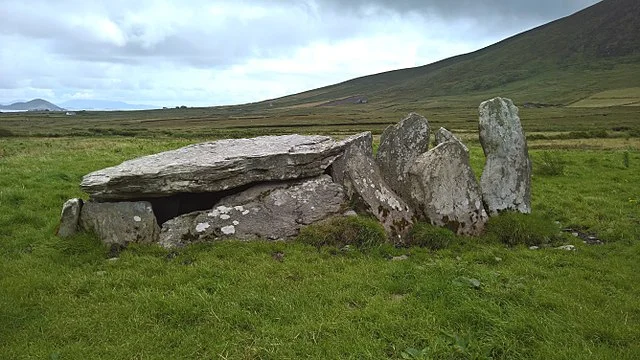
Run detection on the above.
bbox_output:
[1,128,639,358]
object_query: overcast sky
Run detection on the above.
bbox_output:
[0,0,599,107]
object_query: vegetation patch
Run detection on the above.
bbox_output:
[406,222,458,250]
[296,215,387,250]
[485,212,563,247]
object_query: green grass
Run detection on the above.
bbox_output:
[1,136,639,358]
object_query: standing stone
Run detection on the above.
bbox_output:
[375,113,431,199]
[159,175,346,248]
[331,132,414,240]
[478,97,532,215]
[79,201,160,245]
[408,141,488,236]
[435,127,468,152]
[81,135,346,201]
[57,198,83,237]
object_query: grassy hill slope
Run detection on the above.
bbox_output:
[261,0,640,109]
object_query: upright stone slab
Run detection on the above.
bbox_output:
[478,97,532,215]
[408,141,488,236]
[79,201,160,245]
[159,175,345,248]
[435,127,468,152]
[331,132,414,240]
[375,113,430,199]
[81,135,346,201]
[57,198,83,237]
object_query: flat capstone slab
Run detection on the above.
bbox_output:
[81,135,345,201]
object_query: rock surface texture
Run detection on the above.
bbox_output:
[57,198,83,237]
[478,98,532,215]
[435,127,468,152]
[79,201,160,245]
[81,135,345,201]
[159,175,345,248]
[331,132,414,239]
[375,113,430,199]
[408,141,488,236]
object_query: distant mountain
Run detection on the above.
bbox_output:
[60,99,157,111]
[262,0,640,108]
[0,99,64,111]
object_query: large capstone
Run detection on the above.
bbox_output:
[81,135,346,201]
[375,113,430,199]
[331,132,414,240]
[57,198,83,237]
[407,141,488,236]
[159,175,346,248]
[79,201,160,245]
[478,97,532,215]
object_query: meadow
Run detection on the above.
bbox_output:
[1,107,639,359]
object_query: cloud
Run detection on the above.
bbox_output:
[0,0,600,106]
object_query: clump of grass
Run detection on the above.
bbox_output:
[485,212,562,246]
[406,222,457,250]
[623,151,630,168]
[296,215,387,250]
[536,151,566,176]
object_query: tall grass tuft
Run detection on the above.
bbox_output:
[536,151,566,176]
[406,222,457,250]
[486,212,562,246]
[296,215,387,250]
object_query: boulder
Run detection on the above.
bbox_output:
[79,201,160,245]
[478,97,532,215]
[331,132,414,240]
[407,141,488,236]
[57,198,83,237]
[375,113,430,199]
[435,127,468,152]
[81,135,346,201]
[159,175,345,248]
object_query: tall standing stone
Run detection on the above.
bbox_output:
[407,141,488,236]
[79,201,160,245]
[478,97,532,215]
[375,113,430,200]
[331,132,414,240]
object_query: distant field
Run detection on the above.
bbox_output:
[1,103,639,139]
[569,87,640,107]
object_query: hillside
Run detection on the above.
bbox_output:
[0,99,64,111]
[262,0,640,109]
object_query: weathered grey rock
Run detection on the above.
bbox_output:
[375,113,430,199]
[79,201,160,245]
[159,175,345,248]
[57,198,83,237]
[478,97,532,215]
[435,127,468,152]
[331,132,414,240]
[408,141,488,236]
[81,135,346,201]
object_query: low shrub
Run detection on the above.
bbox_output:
[536,151,566,176]
[406,222,457,250]
[485,212,562,246]
[296,215,387,250]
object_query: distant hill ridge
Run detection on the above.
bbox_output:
[262,0,640,108]
[0,99,64,111]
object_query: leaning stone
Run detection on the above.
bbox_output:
[408,141,488,236]
[375,113,430,199]
[435,127,468,152]
[57,198,83,237]
[81,135,346,201]
[478,97,532,215]
[79,201,160,246]
[159,175,345,248]
[331,132,414,240]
